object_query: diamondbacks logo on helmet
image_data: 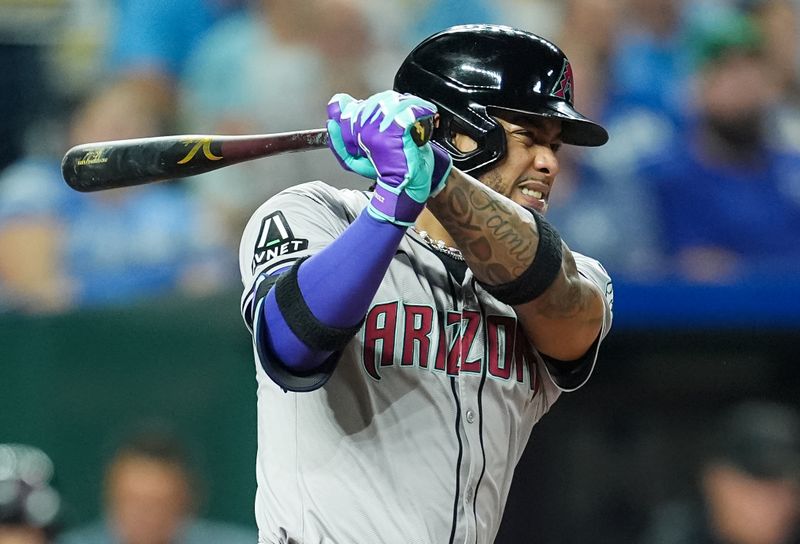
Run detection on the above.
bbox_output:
[551,60,574,103]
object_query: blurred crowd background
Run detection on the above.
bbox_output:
[2,0,800,311]
[1,0,799,543]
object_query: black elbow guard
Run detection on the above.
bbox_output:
[273,257,364,351]
[478,208,563,306]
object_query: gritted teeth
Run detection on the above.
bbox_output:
[520,187,543,199]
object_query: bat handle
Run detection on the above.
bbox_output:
[60,115,436,193]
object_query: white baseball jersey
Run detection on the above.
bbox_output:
[239,181,614,544]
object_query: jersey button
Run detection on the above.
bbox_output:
[465,486,474,502]
[465,409,475,424]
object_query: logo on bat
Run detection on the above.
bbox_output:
[76,148,109,166]
[177,138,223,164]
[410,115,436,146]
[414,120,426,143]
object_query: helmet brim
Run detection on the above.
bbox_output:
[489,102,609,147]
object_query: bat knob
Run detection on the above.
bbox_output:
[410,115,436,147]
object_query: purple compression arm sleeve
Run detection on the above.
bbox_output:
[261,210,405,371]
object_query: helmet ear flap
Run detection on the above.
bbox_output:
[433,104,507,174]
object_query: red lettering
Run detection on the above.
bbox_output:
[512,324,539,393]
[459,310,482,374]
[434,312,447,372]
[362,302,398,380]
[446,311,461,376]
[401,304,433,367]
[487,315,516,379]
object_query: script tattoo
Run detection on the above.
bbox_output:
[429,171,599,326]
[429,173,537,284]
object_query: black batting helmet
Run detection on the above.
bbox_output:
[394,24,609,173]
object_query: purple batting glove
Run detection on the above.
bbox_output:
[326,94,378,179]
[331,90,438,226]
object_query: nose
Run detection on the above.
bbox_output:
[533,145,559,177]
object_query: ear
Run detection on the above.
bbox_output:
[451,131,479,153]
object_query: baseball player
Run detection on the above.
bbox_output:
[239,24,614,544]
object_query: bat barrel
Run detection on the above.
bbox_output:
[61,130,330,192]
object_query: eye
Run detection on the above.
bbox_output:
[510,130,535,147]
[550,142,562,153]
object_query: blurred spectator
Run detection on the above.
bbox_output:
[360,0,506,58]
[0,84,233,314]
[638,13,800,282]
[406,0,501,46]
[43,0,246,217]
[83,0,245,140]
[557,0,622,120]
[56,426,255,544]
[545,157,664,280]
[0,1,67,174]
[493,0,565,39]
[108,0,243,80]
[730,0,799,96]
[0,444,62,544]
[585,0,694,180]
[178,0,378,242]
[606,0,694,127]
[641,400,800,544]
[737,0,800,155]
[531,0,664,279]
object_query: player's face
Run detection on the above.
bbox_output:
[478,116,562,214]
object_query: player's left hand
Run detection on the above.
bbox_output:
[326,91,451,226]
[326,93,382,180]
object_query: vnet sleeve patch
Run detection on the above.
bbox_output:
[251,211,309,274]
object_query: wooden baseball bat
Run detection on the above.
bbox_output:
[61,116,435,192]
[61,129,330,192]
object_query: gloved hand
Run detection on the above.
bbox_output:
[327,90,451,226]
[429,140,452,199]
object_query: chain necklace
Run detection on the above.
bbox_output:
[413,228,465,261]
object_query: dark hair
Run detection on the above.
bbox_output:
[113,426,192,469]
[707,400,800,480]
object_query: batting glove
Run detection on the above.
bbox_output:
[429,140,452,198]
[326,91,448,226]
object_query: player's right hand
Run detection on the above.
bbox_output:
[326,90,440,226]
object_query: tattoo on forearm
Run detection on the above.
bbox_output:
[532,245,588,319]
[428,172,596,322]
[429,174,537,284]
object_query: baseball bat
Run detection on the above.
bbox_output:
[61,116,435,193]
[61,129,330,192]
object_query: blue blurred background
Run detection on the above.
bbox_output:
[1,0,799,543]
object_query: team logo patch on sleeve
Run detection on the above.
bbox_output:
[252,211,308,272]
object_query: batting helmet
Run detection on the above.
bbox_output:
[394,24,609,173]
